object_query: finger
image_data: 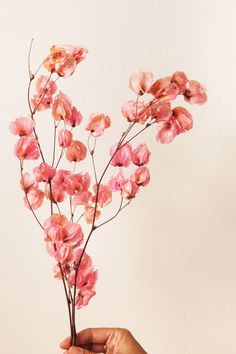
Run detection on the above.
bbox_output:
[77,327,111,345]
[80,343,107,353]
[67,347,96,354]
[60,336,71,349]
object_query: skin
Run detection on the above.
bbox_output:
[60,327,147,354]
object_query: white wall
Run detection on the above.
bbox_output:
[0,1,236,353]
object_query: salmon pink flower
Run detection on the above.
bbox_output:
[92,184,112,208]
[121,180,139,199]
[84,206,101,224]
[148,102,172,122]
[31,94,53,112]
[172,107,193,132]
[121,100,149,124]
[52,169,71,188]
[14,136,40,160]
[73,249,92,268]
[62,223,84,247]
[108,171,128,192]
[132,144,151,166]
[20,172,38,192]
[64,173,91,195]
[55,243,75,264]
[52,92,72,121]
[35,75,57,96]
[85,113,111,137]
[76,268,98,290]
[131,166,150,187]
[172,71,188,94]
[44,214,68,241]
[110,143,132,167]
[24,189,44,210]
[58,129,73,148]
[45,183,67,203]
[76,288,96,309]
[44,44,88,78]
[184,80,207,105]
[33,163,56,183]
[156,119,180,144]
[9,116,34,136]
[129,71,153,95]
[65,106,83,127]
[72,191,92,206]
[66,140,87,163]
[149,76,179,102]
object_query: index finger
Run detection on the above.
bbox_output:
[60,327,112,349]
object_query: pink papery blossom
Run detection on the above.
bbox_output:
[9,116,34,136]
[31,94,53,112]
[24,189,44,210]
[53,169,71,188]
[76,288,96,309]
[76,268,98,290]
[14,136,40,160]
[66,140,87,163]
[45,183,67,203]
[73,191,92,206]
[121,100,149,124]
[84,206,101,224]
[173,106,193,132]
[58,129,73,148]
[65,106,83,127]
[172,71,188,94]
[147,102,172,122]
[149,76,179,102]
[131,166,150,187]
[54,243,75,264]
[33,162,56,183]
[20,172,38,192]
[129,71,153,95]
[64,173,90,195]
[44,45,88,78]
[121,180,139,199]
[92,184,112,208]
[108,171,128,192]
[184,80,207,105]
[132,143,151,166]
[62,223,84,247]
[156,119,180,144]
[110,143,132,167]
[86,113,111,137]
[35,75,57,96]
[44,214,68,242]
[52,92,72,121]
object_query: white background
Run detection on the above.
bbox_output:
[0,1,236,353]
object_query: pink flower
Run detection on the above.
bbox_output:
[129,71,153,95]
[33,163,56,183]
[147,102,172,122]
[20,172,38,192]
[156,119,180,144]
[132,144,150,166]
[76,288,96,309]
[131,166,150,186]
[64,173,91,195]
[92,184,112,208]
[72,191,92,206]
[35,75,57,96]
[55,243,75,264]
[184,80,207,105]
[24,189,44,210]
[172,71,188,94]
[65,106,83,127]
[62,223,84,247]
[44,214,68,242]
[172,106,193,132]
[66,140,87,163]
[52,92,72,121]
[84,206,101,224]
[52,169,71,188]
[9,116,34,136]
[110,143,132,167]
[58,129,73,148]
[31,94,53,112]
[121,180,139,199]
[148,76,179,102]
[121,100,149,124]
[76,268,98,290]
[45,183,67,203]
[85,113,111,137]
[108,171,128,192]
[14,136,40,160]
[44,45,88,78]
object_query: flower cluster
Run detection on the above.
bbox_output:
[9,43,207,343]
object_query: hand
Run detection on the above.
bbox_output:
[60,327,147,354]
